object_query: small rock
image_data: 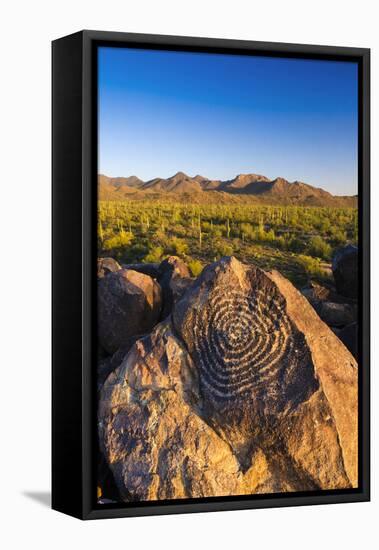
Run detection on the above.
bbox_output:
[317,301,357,327]
[158,256,191,279]
[301,281,334,303]
[97,257,121,278]
[301,281,353,304]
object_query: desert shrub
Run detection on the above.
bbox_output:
[102,231,133,251]
[143,246,164,263]
[297,255,324,278]
[188,259,203,277]
[329,229,347,247]
[240,223,255,241]
[307,235,332,260]
[263,228,276,242]
[275,236,286,250]
[122,242,149,263]
[172,224,187,237]
[201,222,212,232]
[286,236,305,253]
[216,242,234,257]
[169,237,189,256]
[210,227,223,238]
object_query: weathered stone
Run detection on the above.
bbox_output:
[332,245,358,299]
[301,282,332,303]
[301,281,354,306]
[99,257,358,501]
[161,276,194,319]
[99,323,243,501]
[301,281,357,327]
[338,322,358,360]
[317,301,357,327]
[158,255,191,279]
[265,270,357,489]
[97,337,142,390]
[98,269,162,354]
[158,256,193,319]
[97,257,121,278]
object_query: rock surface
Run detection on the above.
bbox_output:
[97,337,142,390]
[98,269,162,354]
[317,301,357,327]
[157,256,193,319]
[97,257,121,278]
[158,255,191,279]
[332,245,358,299]
[99,257,358,501]
[301,281,354,306]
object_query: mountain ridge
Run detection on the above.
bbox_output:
[98,172,357,207]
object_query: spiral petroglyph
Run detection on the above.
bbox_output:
[193,286,294,400]
[174,257,317,418]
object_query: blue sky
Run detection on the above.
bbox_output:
[98,47,358,195]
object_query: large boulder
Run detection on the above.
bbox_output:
[97,257,121,278]
[98,269,162,354]
[99,257,358,501]
[332,245,358,299]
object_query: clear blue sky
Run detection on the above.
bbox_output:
[98,47,358,196]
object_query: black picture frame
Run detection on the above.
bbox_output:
[52,30,370,520]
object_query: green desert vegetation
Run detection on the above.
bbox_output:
[98,200,358,287]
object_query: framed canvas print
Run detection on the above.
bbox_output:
[52,30,370,520]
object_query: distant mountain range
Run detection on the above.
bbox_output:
[98,172,357,207]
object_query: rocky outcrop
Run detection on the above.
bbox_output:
[332,245,358,299]
[98,269,162,355]
[99,257,358,501]
[157,256,193,319]
[301,265,358,351]
[121,257,193,319]
[97,257,121,278]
